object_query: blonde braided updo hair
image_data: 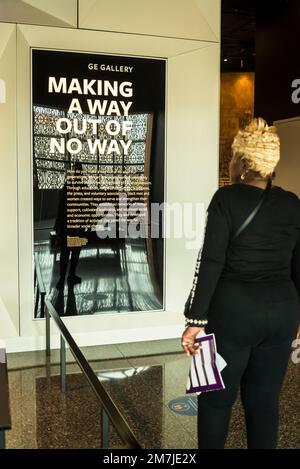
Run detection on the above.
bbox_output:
[231,117,280,179]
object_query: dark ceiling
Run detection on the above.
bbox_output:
[221,0,256,72]
[221,0,292,73]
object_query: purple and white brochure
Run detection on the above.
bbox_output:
[186,333,227,394]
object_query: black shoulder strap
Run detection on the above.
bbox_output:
[232,181,272,241]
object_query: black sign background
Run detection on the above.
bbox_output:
[32,49,165,318]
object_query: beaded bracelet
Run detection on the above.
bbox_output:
[185,318,208,328]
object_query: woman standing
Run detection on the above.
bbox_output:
[182,118,300,449]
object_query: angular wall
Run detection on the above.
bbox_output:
[0,0,221,351]
[0,23,19,338]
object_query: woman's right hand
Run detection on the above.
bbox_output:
[181,326,205,356]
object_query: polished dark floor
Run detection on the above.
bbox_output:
[6,341,300,449]
[34,238,163,318]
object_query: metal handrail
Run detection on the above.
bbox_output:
[45,299,141,449]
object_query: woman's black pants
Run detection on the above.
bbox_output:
[197,279,300,449]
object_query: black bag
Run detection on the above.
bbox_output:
[231,180,272,240]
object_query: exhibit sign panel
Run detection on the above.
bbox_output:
[32,49,165,318]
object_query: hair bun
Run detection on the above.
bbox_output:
[232,117,280,177]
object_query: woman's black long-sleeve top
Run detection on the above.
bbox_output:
[184,183,300,323]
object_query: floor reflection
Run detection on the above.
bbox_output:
[6,351,300,449]
[34,366,163,449]
[34,238,163,317]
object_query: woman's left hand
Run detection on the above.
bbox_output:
[181,326,204,356]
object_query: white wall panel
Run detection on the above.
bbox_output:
[166,44,220,313]
[22,0,77,26]
[16,26,34,339]
[0,0,77,28]
[79,0,220,42]
[196,0,220,41]
[16,24,210,58]
[274,117,300,198]
[0,23,19,338]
